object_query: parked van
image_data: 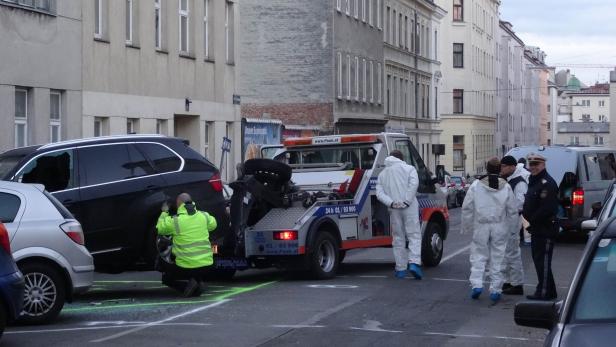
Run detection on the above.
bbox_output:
[507,146,616,233]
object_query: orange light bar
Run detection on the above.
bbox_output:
[340,135,378,144]
[283,137,313,147]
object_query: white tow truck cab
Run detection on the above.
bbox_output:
[222,133,449,279]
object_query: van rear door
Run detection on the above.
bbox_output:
[581,152,616,217]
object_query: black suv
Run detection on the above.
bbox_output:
[0,135,229,273]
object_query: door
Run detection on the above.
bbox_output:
[392,139,435,194]
[77,143,160,266]
[14,149,81,221]
[582,152,616,217]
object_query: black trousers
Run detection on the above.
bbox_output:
[159,261,210,292]
[530,235,557,299]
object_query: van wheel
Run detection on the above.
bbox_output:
[421,222,443,267]
[308,232,340,279]
[19,262,66,324]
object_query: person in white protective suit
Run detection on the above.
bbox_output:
[462,157,518,303]
[376,150,423,280]
[499,156,529,295]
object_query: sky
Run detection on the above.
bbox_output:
[499,0,616,86]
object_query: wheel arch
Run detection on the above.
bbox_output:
[426,210,448,240]
[16,255,73,303]
[306,217,341,253]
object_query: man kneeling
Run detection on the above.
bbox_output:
[157,193,217,297]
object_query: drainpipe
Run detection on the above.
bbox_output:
[414,11,419,146]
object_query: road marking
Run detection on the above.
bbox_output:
[298,295,367,326]
[307,284,358,289]
[358,275,387,278]
[91,300,229,343]
[271,325,325,329]
[424,331,543,342]
[6,323,211,335]
[85,321,146,326]
[350,320,402,333]
[440,245,471,264]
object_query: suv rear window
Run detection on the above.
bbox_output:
[136,143,182,173]
[584,153,616,181]
[0,192,21,223]
[43,191,74,220]
[79,144,136,186]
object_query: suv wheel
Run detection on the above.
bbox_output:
[421,222,444,267]
[19,262,66,324]
[308,232,340,279]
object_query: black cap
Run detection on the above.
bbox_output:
[501,155,517,166]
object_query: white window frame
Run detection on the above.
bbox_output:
[204,0,210,58]
[370,61,374,103]
[15,88,28,148]
[368,0,373,26]
[155,0,162,49]
[354,0,358,19]
[355,56,359,101]
[361,0,366,22]
[50,91,61,143]
[362,58,367,102]
[336,0,341,12]
[347,55,351,100]
[337,52,343,99]
[125,0,133,44]
[94,0,102,38]
[127,118,136,134]
[94,118,103,137]
[345,0,350,16]
[377,0,381,29]
[225,0,233,63]
[179,0,190,53]
[377,63,382,104]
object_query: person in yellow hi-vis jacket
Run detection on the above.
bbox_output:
[156,193,217,297]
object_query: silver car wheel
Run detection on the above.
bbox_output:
[23,272,57,317]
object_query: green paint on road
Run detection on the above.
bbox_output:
[62,281,276,314]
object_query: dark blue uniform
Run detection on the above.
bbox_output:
[522,169,559,300]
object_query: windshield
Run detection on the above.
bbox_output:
[277,146,377,170]
[572,238,616,322]
[451,177,463,185]
[261,147,281,159]
[0,155,24,179]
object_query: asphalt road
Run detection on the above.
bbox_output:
[3,208,586,347]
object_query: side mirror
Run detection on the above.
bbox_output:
[581,219,598,231]
[514,301,559,330]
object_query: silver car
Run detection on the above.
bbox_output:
[0,181,93,324]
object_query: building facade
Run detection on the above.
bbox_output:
[382,0,445,171]
[437,0,499,176]
[83,0,241,180]
[0,0,82,152]
[239,0,385,136]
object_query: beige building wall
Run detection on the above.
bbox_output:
[81,0,241,180]
[570,94,610,123]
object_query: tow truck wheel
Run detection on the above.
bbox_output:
[421,222,444,267]
[308,232,340,279]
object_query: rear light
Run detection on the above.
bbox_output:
[0,223,10,254]
[572,188,584,206]
[273,230,298,241]
[209,173,223,192]
[61,221,85,245]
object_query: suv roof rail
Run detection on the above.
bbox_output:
[39,134,167,150]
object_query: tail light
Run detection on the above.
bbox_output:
[209,173,223,192]
[572,188,584,206]
[0,223,10,254]
[273,230,298,241]
[61,221,85,245]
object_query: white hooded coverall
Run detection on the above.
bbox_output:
[502,164,529,286]
[376,156,421,271]
[462,176,518,293]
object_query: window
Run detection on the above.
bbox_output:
[179,0,189,53]
[336,0,341,12]
[377,63,382,104]
[547,122,551,131]
[353,0,358,19]
[94,0,102,37]
[155,0,162,49]
[127,118,139,134]
[594,137,605,146]
[453,43,463,68]
[376,0,381,29]
[345,0,350,15]
[50,91,61,143]
[79,145,138,186]
[355,57,359,101]
[368,0,372,26]
[347,55,351,100]
[0,193,21,224]
[599,100,606,107]
[394,140,433,193]
[94,117,108,137]
[15,88,27,148]
[369,61,374,103]
[225,1,235,63]
[204,0,210,58]
[547,104,551,112]
[362,58,367,102]
[136,143,182,173]
[156,119,167,135]
[337,52,343,99]
[362,0,366,22]
[125,0,133,43]
[453,89,463,114]
[572,238,616,322]
[453,0,463,21]
[17,150,75,192]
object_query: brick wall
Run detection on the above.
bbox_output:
[242,103,334,129]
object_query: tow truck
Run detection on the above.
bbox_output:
[212,133,449,279]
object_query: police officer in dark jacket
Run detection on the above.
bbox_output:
[522,153,559,300]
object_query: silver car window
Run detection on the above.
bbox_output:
[0,192,21,224]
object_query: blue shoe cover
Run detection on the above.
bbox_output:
[471,288,483,299]
[394,270,406,279]
[408,263,423,280]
